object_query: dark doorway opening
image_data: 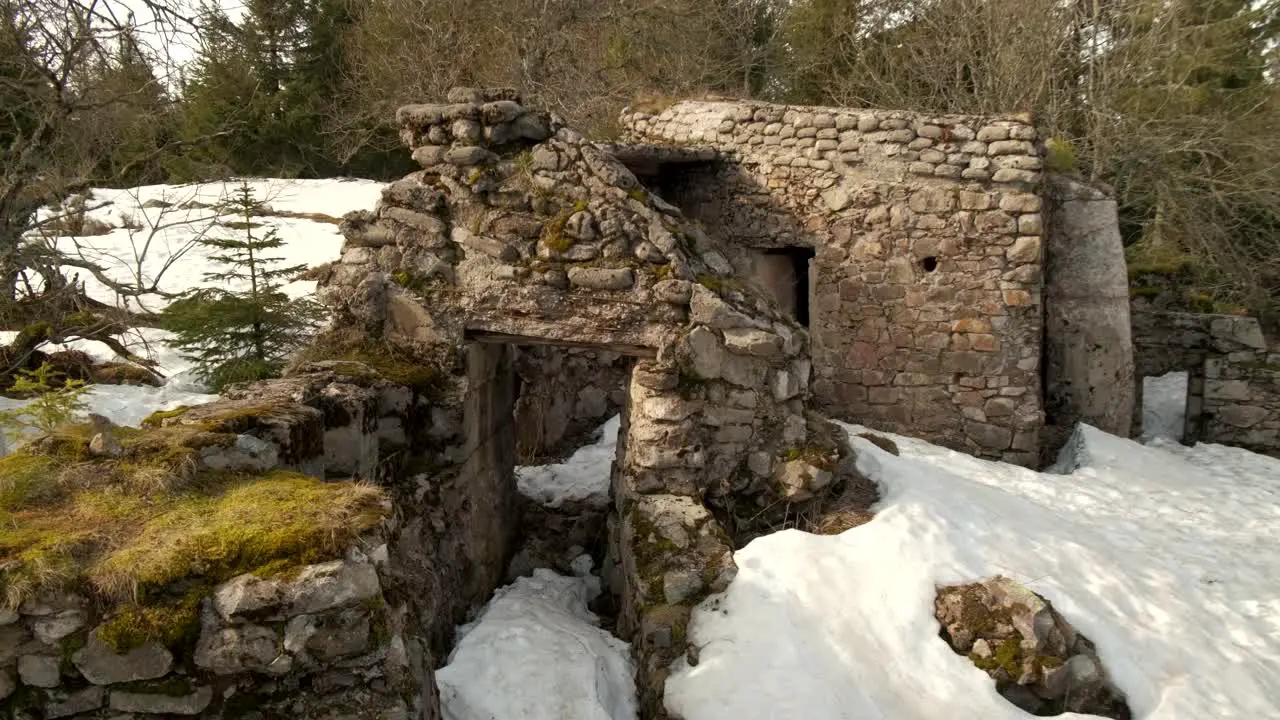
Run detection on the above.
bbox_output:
[761,247,815,327]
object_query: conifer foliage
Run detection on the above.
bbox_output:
[161,184,325,391]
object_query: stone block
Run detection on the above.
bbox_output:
[1007,236,1042,264]
[567,267,634,290]
[45,686,105,719]
[194,624,281,675]
[33,609,85,644]
[73,635,173,685]
[17,654,60,687]
[110,686,214,715]
[723,328,784,358]
[965,421,1013,450]
[976,126,1009,142]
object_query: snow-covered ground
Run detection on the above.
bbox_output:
[667,424,1280,720]
[3,179,382,452]
[494,414,1280,720]
[436,561,637,720]
[37,178,383,310]
[516,414,621,508]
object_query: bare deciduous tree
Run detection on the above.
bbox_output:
[0,0,224,379]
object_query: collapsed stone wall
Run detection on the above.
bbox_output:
[1132,310,1279,455]
[1,545,406,720]
[0,365,442,719]
[617,100,1046,465]
[315,87,855,716]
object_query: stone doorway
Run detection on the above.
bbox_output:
[461,333,645,617]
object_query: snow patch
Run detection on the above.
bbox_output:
[516,415,621,508]
[436,562,637,720]
[32,178,384,311]
[3,179,379,447]
[1142,370,1189,442]
[664,422,1280,720]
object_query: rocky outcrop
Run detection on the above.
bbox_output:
[936,577,1131,719]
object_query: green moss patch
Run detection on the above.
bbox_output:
[91,471,386,597]
[97,588,208,653]
[293,330,447,395]
[140,407,192,428]
[1,455,389,617]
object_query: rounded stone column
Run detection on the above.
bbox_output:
[1042,174,1136,458]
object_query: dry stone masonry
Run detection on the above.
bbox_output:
[1132,311,1279,455]
[615,100,1047,465]
[315,87,860,717]
[0,365,422,720]
[10,89,1279,720]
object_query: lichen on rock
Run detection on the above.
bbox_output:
[936,576,1131,718]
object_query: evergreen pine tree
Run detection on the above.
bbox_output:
[161,184,325,390]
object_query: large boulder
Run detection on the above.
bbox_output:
[935,576,1131,718]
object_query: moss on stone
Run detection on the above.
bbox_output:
[294,332,447,397]
[90,470,387,598]
[627,188,649,204]
[648,263,673,279]
[627,507,681,601]
[782,444,838,472]
[1129,286,1162,299]
[364,594,392,647]
[970,636,1023,678]
[96,587,207,653]
[140,406,192,428]
[1,459,389,616]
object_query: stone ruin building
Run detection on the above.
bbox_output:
[3,88,1276,720]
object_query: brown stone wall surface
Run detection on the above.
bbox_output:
[618,101,1046,464]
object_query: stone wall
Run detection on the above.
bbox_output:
[314,88,858,717]
[512,345,630,462]
[1131,310,1279,455]
[616,100,1046,465]
[0,364,449,719]
[1,544,410,720]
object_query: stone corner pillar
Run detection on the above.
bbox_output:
[1042,174,1136,459]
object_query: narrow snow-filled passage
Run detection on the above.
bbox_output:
[435,561,637,720]
[664,423,1280,720]
[435,414,636,720]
